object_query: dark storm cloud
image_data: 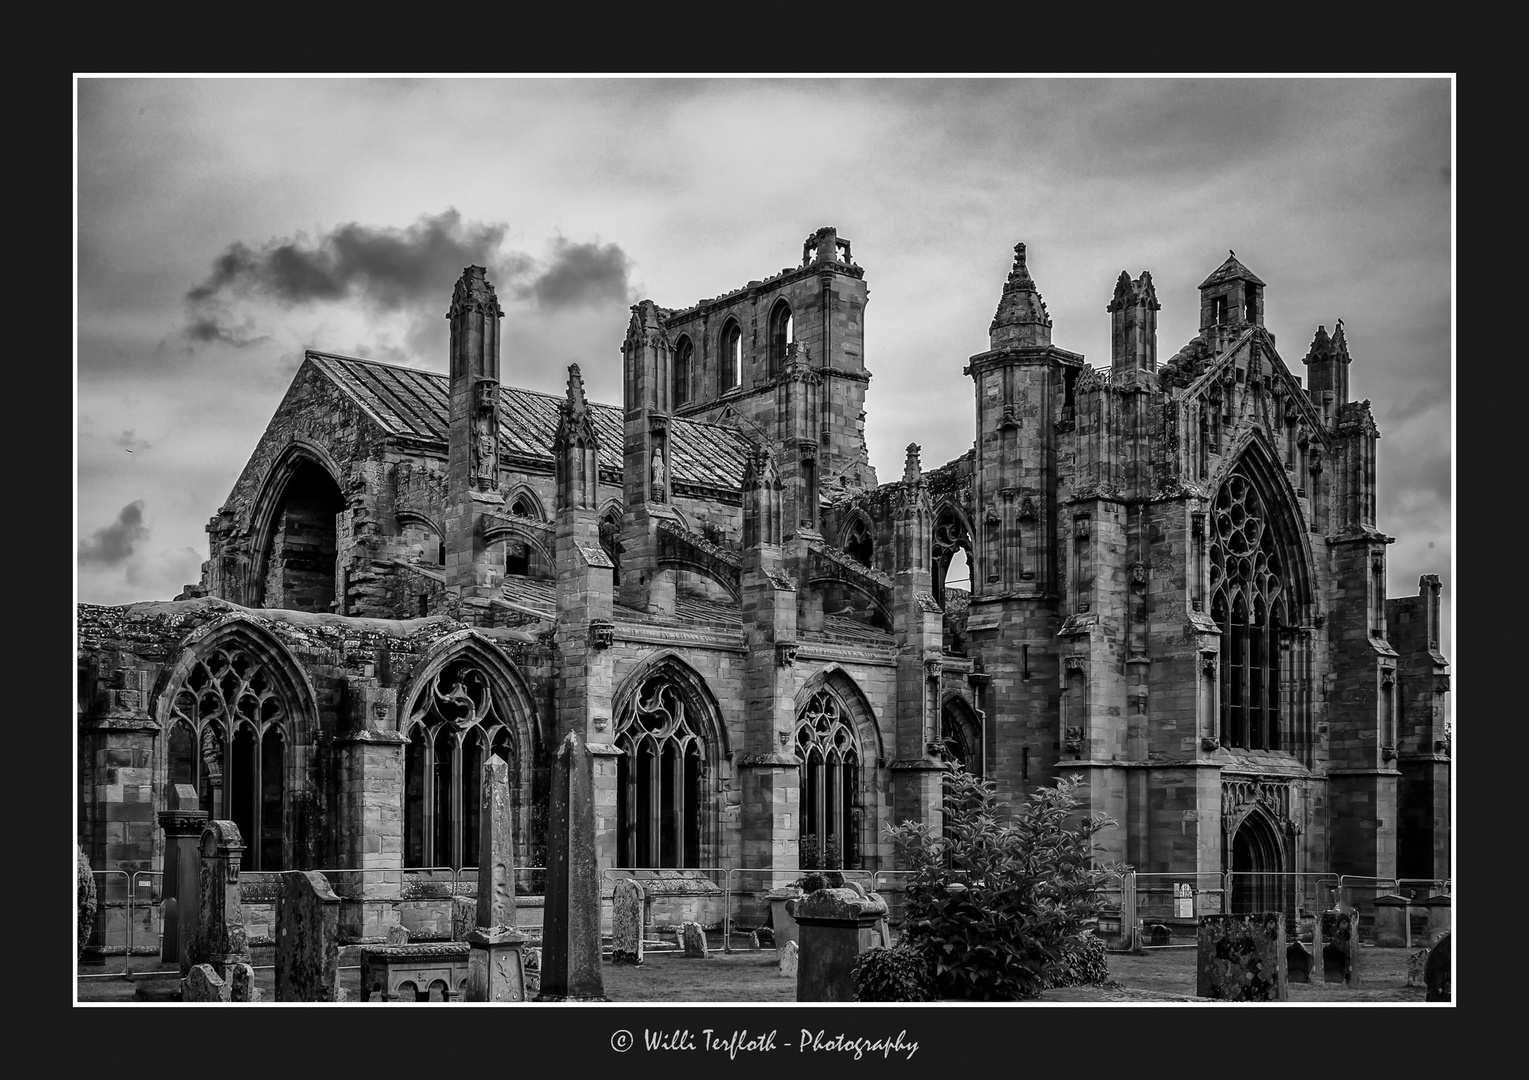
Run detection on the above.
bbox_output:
[79,501,149,567]
[516,238,632,310]
[183,210,632,343]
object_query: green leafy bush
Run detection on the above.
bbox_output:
[1043,929,1109,988]
[77,847,97,958]
[889,769,1117,1000]
[795,833,844,891]
[852,943,935,1002]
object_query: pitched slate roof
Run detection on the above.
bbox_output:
[306,350,748,491]
[1198,251,1266,289]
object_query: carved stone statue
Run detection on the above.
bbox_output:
[651,446,666,500]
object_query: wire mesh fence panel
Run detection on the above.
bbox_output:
[1222,872,1336,942]
[1130,872,1227,946]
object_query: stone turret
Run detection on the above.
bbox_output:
[1108,269,1160,380]
[989,242,1053,350]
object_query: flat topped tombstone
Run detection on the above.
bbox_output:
[790,888,889,1002]
[465,754,527,1003]
[187,820,248,979]
[611,877,645,964]
[1372,894,1412,949]
[536,733,608,1002]
[1418,894,1452,947]
[275,870,343,1002]
[1195,912,1288,1001]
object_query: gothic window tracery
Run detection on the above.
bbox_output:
[939,699,981,777]
[1210,466,1288,751]
[932,509,973,606]
[795,690,861,869]
[403,660,514,870]
[842,515,874,568]
[615,674,704,868]
[166,643,290,870]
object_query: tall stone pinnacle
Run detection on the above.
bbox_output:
[989,242,1053,350]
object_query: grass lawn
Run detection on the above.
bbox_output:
[77,939,1436,1004]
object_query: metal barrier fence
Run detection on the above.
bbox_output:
[597,866,730,953]
[720,868,912,953]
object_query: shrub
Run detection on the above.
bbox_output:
[77,847,97,958]
[852,943,936,1002]
[794,834,844,891]
[1043,929,1109,988]
[888,769,1117,1000]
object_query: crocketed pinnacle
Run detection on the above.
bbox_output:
[989,242,1053,350]
[449,265,503,318]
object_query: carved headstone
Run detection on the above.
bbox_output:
[181,963,230,1002]
[186,821,249,979]
[385,925,411,945]
[778,939,799,979]
[1320,909,1358,985]
[274,870,342,1002]
[536,733,608,1001]
[681,921,709,959]
[1195,912,1288,1001]
[465,754,527,1002]
[228,962,258,1002]
[611,878,645,964]
[452,896,475,942]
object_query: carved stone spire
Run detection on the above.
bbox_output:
[903,442,923,486]
[989,242,1053,350]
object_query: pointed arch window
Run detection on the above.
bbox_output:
[1210,467,1289,751]
[721,321,743,393]
[403,660,515,870]
[165,643,290,870]
[768,300,793,374]
[599,506,624,587]
[939,699,982,777]
[842,516,874,568]
[674,336,693,407]
[932,509,973,606]
[795,690,861,870]
[615,674,705,868]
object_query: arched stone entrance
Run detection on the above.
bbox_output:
[1229,807,1286,915]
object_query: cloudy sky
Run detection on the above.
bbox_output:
[75,77,1453,659]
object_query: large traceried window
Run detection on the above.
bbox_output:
[403,660,514,871]
[616,674,704,868]
[1211,466,1289,751]
[795,690,861,870]
[165,644,289,870]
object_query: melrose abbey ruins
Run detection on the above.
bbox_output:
[77,226,1450,946]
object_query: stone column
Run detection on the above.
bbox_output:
[536,733,608,1001]
[186,821,249,979]
[466,755,528,1002]
[157,784,207,966]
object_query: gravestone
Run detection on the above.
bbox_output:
[386,925,411,945]
[1418,894,1451,947]
[1320,909,1358,985]
[1424,932,1450,1001]
[681,921,709,958]
[158,784,207,966]
[228,962,258,1002]
[186,821,249,979]
[1286,941,1312,983]
[779,939,799,979]
[1195,912,1287,1001]
[1406,948,1430,987]
[765,888,801,949]
[536,733,608,1001]
[182,963,230,1002]
[791,888,888,1002]
[1372,894,1411,948]
[465,754,528,1002]
[274,870,342,1001]
[610,877,645,964]
[753,928,774,949]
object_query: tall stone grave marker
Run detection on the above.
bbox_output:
[610,877,645,964]
[1195,912,1288,1001]
[275,870,343,1001]
[158,784,207,966]
[536,733,608,1001]
[185,821,249,979]
[1320,908,1358,984]
[791,888,888,1002]
[466,754,528,1002]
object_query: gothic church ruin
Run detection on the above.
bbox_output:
[78,227,1450,941]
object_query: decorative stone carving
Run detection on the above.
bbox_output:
[776,640,798,667]
[1064,655,1087,673]
[588,620,615,649]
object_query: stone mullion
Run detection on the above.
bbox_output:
[646,745,660,867]
[451,735,464,872]
[669,743,684,868]
[422,732,435,869]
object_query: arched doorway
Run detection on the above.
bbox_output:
[1229,808,1286,915]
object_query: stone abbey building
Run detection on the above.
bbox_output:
[78,227,1450,937]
